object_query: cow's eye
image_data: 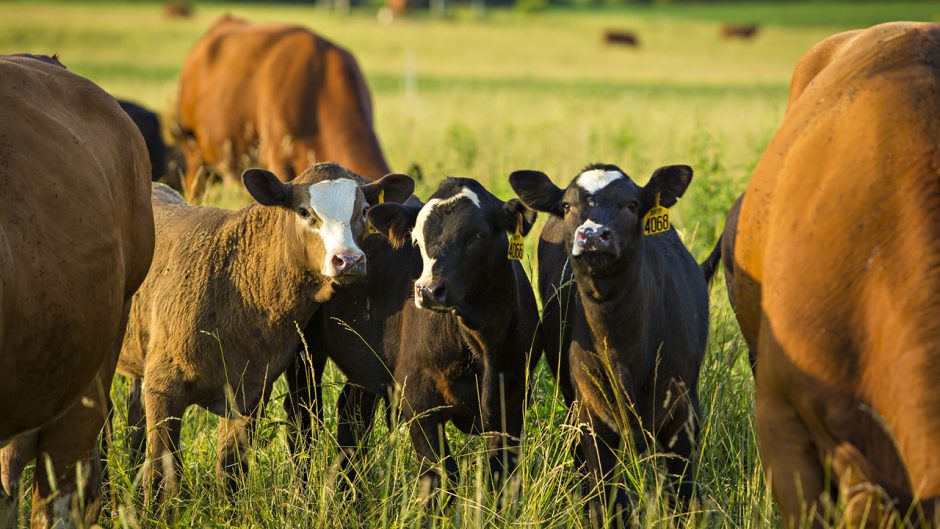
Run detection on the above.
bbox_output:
[623,201,638,213]
[474,232,486,241]
[562,203,571,214]
[298,207,311,219]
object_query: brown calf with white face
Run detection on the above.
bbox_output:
[510,164,708,526]
[0,55,155,528]
[116,163,412,505]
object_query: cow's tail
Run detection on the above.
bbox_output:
[700,235,723,286]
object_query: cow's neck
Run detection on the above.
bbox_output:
[458,257,516,355]
[573,249,649,357]
[229,205,326,325]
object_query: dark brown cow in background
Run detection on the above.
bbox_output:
[720,23,759,40]
[729,22,940,527]
[0,54,154,528]
[603,29,639,47]
[176,16,391,201]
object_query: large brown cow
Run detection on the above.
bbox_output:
[731,23,940,527]
[176,16,391,201]
[0,55,155,528]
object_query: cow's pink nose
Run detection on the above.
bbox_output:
[331,251,365,275]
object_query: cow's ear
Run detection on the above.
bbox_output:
[641,165,693,211]
[361,173,415,205]
[508,170,565,217]
[499,198,538,236]
[367,203,421,249]
[243,168,291,208]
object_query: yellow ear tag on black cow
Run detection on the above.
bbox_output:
[368,189,385,235]
[507,216,525,261]
[642,193,670,236]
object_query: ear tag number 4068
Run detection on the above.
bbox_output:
[507,216,525,261]
[643,193,670,236]
[368,189,385,235]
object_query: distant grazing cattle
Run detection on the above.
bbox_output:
[0,54,154,528]
[603,29,639,47]
[720,23,759,40]
[117,163,412,505]
[162,1,192,18]
[510,163,708,525]
[117,100,167,182]
[176,16,391,201]
[727,22,940,527]
[285,177,541,496]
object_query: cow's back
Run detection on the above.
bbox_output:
[739,22,940,507]
[0,55,154,439]
[178,18,327,166]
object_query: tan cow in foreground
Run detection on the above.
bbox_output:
[176,16,391,201]
[0,54,155,528]
[732,23,940,527]
[117,163,413,506]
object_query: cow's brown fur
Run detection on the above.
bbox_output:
[0,54,154,528]
[176,16,390,200]
[733,22,940,527]
[116,163,412,505]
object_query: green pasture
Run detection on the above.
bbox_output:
[1,2,934,527]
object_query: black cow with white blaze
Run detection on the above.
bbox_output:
[285,176,542,498]
[509,163,708,525]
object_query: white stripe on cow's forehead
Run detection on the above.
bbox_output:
[307,178,359,223]
[411,187,480,248]
[577,169,624,194]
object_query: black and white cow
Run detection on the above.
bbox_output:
[284,177,542,497]
[509,163,709,524]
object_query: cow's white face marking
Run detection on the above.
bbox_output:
[412,187,480,307]
[572,219,608,256]
[304,179,363,276]
[577,169,623,194]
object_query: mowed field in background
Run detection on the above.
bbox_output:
[2,2,937,528]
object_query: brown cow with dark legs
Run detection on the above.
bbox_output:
[730,22,940,527]
[285,177,541,499]
[176,16,391,202]
[115,164,412,507]
[510,163,708,527]
[0,54,155,528]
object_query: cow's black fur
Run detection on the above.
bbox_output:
[510,163,708,525]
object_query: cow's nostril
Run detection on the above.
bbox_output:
[350,253,364,265]
[431,284,447,302]
[332,254,346,270]
[600,230,611,241]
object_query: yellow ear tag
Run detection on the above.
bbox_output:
[507,216,525,261]
[642,193,670,236]
[368,189,385,235]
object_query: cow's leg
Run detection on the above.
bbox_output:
[283,323,327,483]
[216,414,254,496]
[333,384,380,489]
[402,377,457,502]
[580,408,627,528]
[27,372,113,529]
[142,391,185,510]
[126,377,147,468]
[484,372,523,491]
[757,385,826,528]
[0,431,37,529]
[657,381,699,505]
